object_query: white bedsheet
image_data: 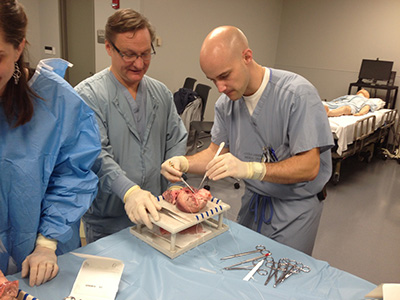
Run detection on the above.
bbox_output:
[329,109,392,155]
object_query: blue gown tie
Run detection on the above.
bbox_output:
[249,193,274,233]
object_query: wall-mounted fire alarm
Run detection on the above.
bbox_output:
[112,0,120,9]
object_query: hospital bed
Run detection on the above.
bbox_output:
[328,108,398,184]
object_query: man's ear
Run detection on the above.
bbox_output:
[243,48,253,63]
[105,40,112,56]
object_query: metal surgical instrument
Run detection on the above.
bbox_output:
[273,258,311,288]
[220,245,270,260]
[243,259,265,281]
[198,142,225,189]
[180,176,196,193]
[168,160,196,193]
[223,252,271,270]
[264,257,281,286]
[225,259,269,275]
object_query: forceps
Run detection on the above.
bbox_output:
[220,245,270,260]
[223,252,271,270]
[264,258,288,286]
[224,258,269,275]
[169,161,195,193]
[264,257,278,286]
[180,176,196,193]
[273,258,311,288]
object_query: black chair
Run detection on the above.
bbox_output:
[189,84,213,151]
[194,83,211,122]
[183,77,197,90]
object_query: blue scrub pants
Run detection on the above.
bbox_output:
[237,188,323,255]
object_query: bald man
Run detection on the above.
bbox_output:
[161,26,334,255]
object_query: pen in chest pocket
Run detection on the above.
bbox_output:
[262,146,278,163]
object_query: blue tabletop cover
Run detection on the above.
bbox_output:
[8,220,375,300]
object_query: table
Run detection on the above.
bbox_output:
[8,220,375,300]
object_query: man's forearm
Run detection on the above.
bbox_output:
[262,148,320,184]
[186,142,227,174]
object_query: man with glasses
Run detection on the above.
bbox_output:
[75,9,187,243]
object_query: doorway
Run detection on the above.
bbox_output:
[60,0,95,87]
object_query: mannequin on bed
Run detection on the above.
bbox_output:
[323,89,385,117]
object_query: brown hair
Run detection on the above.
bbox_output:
[0,0,35,127]
[105,8,155,44]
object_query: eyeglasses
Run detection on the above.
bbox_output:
[110,40,156,63]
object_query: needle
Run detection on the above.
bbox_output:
[198,142,225,189]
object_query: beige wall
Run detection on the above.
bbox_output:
[94,0,141,72]
[20,0,61,66]
[142,0,283,121]
[19,0,43,66]
[275,0,400,110]
[20,0,400,116]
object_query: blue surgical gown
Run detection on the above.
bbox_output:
[0,59,101,274]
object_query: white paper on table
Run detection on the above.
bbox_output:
[383,283,400,300]
[365,283,400,300]
[66,253,124,300]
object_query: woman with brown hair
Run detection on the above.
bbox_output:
[0,0,101,286]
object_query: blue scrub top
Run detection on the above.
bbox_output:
[211,68,334,199]
[75,69,188,235]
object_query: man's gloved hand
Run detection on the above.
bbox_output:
[21,234,59,287]
[124,185,161,229]
[206,153,266,181]
[160,156,189,182]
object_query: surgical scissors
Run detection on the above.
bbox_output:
[273,258,311,288]
[264,257,278,286]
[223,253,311,288]
[264,257,288,286]
[220,245,270,260]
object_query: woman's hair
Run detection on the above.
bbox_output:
[105,8,156,44]
[0,0,35,127]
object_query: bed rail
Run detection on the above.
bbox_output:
[376,109,397,145]
[332,115,377,184]
[349,114,377,157]
[331,109,398,184]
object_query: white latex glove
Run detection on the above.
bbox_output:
[124,186,161,229]
[21,234,59,287]
[206,153,266,181]
[160,156,189,182]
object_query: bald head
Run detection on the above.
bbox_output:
[199,26,263,100]
[356,89,370,99]
[200,26,249,66]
